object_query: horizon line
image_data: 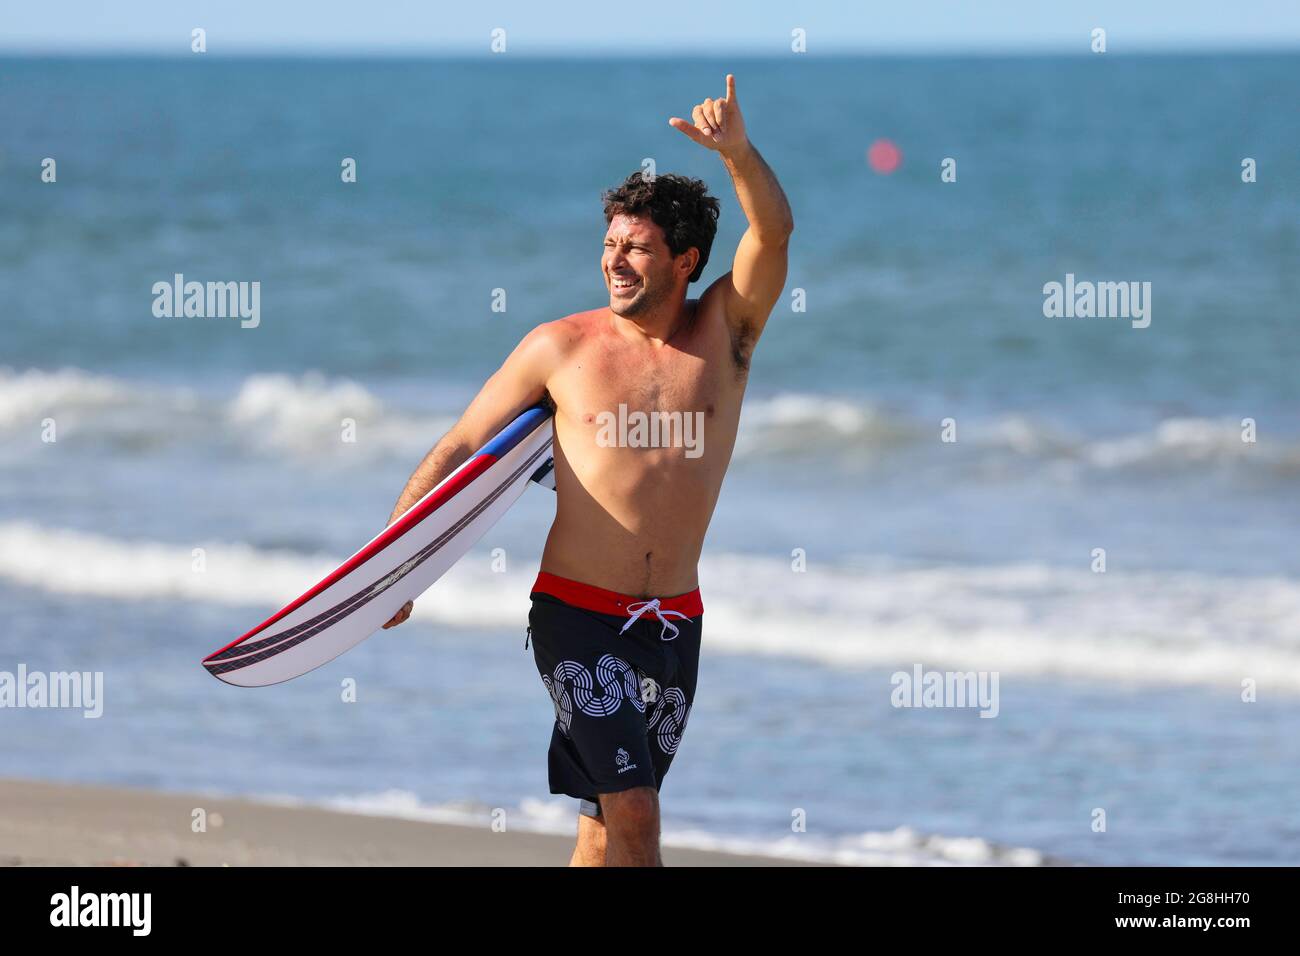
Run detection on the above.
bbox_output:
[2,43,1299,58]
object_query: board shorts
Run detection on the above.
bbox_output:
[527,571,702,819]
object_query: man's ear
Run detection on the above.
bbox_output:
[678,248,700,279]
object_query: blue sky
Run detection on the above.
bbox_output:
[3,0,1299,54]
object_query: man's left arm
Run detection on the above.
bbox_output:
[671,74,794,341]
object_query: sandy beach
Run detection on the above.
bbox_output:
[0,779,807,867]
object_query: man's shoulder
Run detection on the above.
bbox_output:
[527,309,605,351]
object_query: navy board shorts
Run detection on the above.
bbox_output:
[527,571,702,819]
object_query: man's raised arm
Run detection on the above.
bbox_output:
[670,74,794,339]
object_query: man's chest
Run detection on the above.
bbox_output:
[551,316,741,422]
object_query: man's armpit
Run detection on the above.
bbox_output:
[728,318,755,377]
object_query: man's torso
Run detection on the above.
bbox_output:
[540,290,749,597]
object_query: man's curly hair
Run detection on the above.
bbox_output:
[601,171,721,283]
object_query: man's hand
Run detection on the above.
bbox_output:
[669,74,749,155]
[383,600,413,629]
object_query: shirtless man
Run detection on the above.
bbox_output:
[382,75,793,866]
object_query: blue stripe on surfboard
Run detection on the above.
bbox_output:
[480,405,551,459]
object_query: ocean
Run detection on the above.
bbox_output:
[2,53,1298,865]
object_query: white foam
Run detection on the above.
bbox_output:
[298,789,1049,866]
[0,521,338,607]
[697,553,1300,691]
[0,366,180,431]
[0,367,448,459]
[735,392,912,457]
[3,369,1296,474]
[226,372,449,456]
[731,391,1300,475]
[4,521,1298,693]
[1084,417,1271,469]
[0,521,531,626]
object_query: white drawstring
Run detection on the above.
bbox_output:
[619,598,690,641]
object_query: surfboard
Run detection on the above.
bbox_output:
[203,405,555,687]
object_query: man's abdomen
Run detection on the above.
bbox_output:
[540,501,710,598]
[539,454,724,598]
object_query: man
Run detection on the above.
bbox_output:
[383,74,793,866]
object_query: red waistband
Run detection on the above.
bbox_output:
[531,571,703,618]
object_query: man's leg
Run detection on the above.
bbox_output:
[598,787,661,866]
[571,812,607,866]
[527,591,690,867]
[571,791,660,866]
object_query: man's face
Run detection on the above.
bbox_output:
[601,214,682,317]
